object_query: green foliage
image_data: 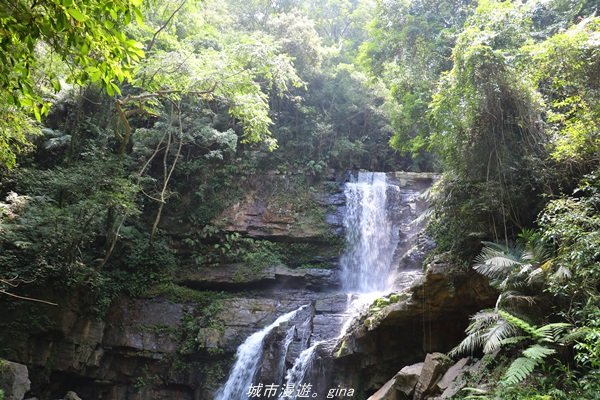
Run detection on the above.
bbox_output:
[538,171,600,320]
[128,0,303,149]
[1,0,600,398]
[502,356,539,385]
[114,234,176,294]
[454,173,600,390]
[187,229,282,273]
[429,1,545,175]
[176,290,230,354]
[452,308,571,386]
[0,157,139,276]
[535,170,600,370]
[360,0,474,169]
[459,362,600,399]
[0,0,144,167]
[525,17,600,166]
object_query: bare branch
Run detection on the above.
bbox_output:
[146,0,188,53]
[0,289,57,306]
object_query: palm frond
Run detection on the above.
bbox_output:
[553,266,572,281]
[465,310,500,334]
[524,242,551,265]
[483,319,520,353]
[474,247,523,279]
[502,356,538,385]
[449,329,487,358]
[450,310,499,357]
[502,291,537,306]
[526,267,545,285]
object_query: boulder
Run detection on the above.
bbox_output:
[367,376,399,400]
[63,391,82,400]
[413,353,451,400]
[435,357,469,397]
[396,363,423,396]
[366,362,423,400]
[0,360,30,400]
[437,357,490,399]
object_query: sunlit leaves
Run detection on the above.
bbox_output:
[525,17,600,165]
[133,22,301,146]
[0,0,144,167]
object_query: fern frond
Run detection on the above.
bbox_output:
[497,310,537,337]
[499,335,528,346]
[502,356,538,385]
[561,326,598,343]
[534,323,571,342]
[522,344,555,361]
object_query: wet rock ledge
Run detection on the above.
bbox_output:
[300,259,497,399]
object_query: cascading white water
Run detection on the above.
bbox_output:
[282,341,323,400]
[340,172,400,292]
[277,326,296,384]
[215,306,307,400]
[279,172,404,397]
[217,171,430,399]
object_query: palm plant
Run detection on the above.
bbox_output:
[451,309,571,384]
[450,230,572,384]
[472,229,572,310]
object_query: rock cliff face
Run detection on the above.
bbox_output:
[328,261,497,397]
[0,172,494,400]
[256,260,496,400]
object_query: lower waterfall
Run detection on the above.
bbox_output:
[215,306,308,400]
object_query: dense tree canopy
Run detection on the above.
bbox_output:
[0,0,145,167]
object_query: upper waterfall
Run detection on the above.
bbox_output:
[340,171,400,292]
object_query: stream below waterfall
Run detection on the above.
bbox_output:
[214,172,431,399]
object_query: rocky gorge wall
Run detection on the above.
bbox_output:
[0,172,495,400]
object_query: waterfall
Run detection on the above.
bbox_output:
[215,305,307,400]
[279,172,406,397]
[277,326,296,384]
[340,171,400,292]
[281,342,323,400]
[217,171,431,399]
